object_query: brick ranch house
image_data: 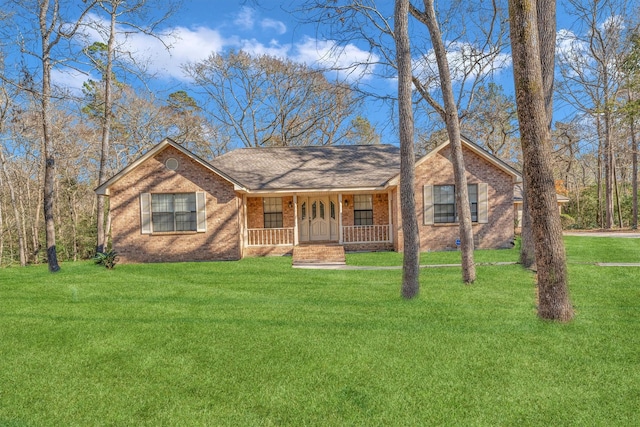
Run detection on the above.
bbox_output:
[95,137,521,263]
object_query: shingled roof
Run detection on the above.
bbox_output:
[210,145,401,191]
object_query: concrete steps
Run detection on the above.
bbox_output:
[292,244,346,266]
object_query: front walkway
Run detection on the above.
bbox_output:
[292,262,518,270]
[564,231,640,238]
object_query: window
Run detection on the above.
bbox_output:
[140,192,205,234]
[434,185,456,223]
[468,184,478,222]
[151,193,197,232]
[354,194,373,226]
[263,197,283,228]
[432,184,479,224]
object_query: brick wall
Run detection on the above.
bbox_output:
[396,144,515,252]
[341,193,388,226]
[246,196,295,229]
[246,197,263,229]
[109,145,242,263]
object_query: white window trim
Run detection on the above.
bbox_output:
[140,191,206,234]
[423,183,488,225]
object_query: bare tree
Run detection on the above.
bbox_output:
[395,0,421,298]
[622,33,640,229]
[84,0,178,254]
[519,0,557,269]
[3,0,97,271]
[184,51,362,148]
[461,83,520,162]
[411,0,477,283]
[556,0,636,229]
[0,86,27,266]
[509,0,574,321]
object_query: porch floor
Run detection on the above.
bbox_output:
[292,244,346,266]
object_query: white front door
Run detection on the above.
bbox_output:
[298,196,338,242]
[310,197,330,241]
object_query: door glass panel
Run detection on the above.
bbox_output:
[301,202,306,220]
[330,201,335,219]
[312,202,317,220]
[320,201,325,219]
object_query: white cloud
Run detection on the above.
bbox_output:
[293,37,379,82]
[51,68,95,93]
[413,41,511,90]
[67,10,378,86]
[76,12,230,82]
[261,18,287,35]
[237,38,291,58]
[556,29,585,57]
[233,6,255,31]
[125,26,228,80]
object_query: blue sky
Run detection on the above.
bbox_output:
[48,1,582,144]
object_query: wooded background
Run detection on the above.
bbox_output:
[0,0,638,267]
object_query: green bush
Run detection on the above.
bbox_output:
[560,213,576,229]
[93,250,118,269]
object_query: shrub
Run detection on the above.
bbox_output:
[93,250,119,269]
[560,213,576,229]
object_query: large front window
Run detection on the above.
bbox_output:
[263,197,283,228]
[354,194,373,226]
[151,193,197,232]
[433,184,478,223]
[434,185,456,223]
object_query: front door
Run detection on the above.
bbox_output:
[298,196,338,242]
[309,197,330,241]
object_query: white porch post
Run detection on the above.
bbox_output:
[388,189,393,243]
[293,194,299,246]
[242,194,248,247]
[339,193,344,244]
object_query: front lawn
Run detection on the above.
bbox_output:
[1,237,639,426]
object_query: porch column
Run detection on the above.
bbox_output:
[338,193,344,244]
[242,194,248,247]
[388,189,393,243]
[293,194,299,246]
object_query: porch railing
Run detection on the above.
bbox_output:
[342,224,391,243]
[247,227,294,246]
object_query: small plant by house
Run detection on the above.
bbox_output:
[93,250,118,269]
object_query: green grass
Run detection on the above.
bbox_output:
[1,237,639,426]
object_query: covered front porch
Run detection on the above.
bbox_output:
[242,192,395,255]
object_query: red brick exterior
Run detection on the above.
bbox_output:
[108,143,514,262]
[340,193,388,226]
[109,146,242,263]
[395,145,515,252]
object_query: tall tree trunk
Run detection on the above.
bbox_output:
[631,114,638,229]
[596,115,603,228]
[613,159,623,227]
[39,2,60,272]
[395,0,421,299]
[421,0,475,283]
[604,109,614,228]
[521,0,556,269]
[0,189,3,266]
[96,7,117,254]
[509,0,573,322]
[519,182,536,268]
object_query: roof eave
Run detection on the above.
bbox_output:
[387,137,523,185]
[94,138,248,195]
[243,185,392,195]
